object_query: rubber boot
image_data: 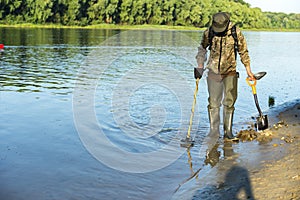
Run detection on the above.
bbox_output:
[208,107,220,139]
[223,108,239,142]
[205,108,221,167]
[205,107,221,154]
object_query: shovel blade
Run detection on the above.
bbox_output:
[254,72,267,80]
[255,115,268,131]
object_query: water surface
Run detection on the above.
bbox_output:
[0,28,299,199]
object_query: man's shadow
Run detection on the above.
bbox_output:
[192,143,255,200]
[219,165,255,200]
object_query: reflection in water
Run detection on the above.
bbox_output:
[174,141,239,197]
[0,28,120,94]
[0,46,85,94]
[204,143,220,167]
[223,141,235,157]
[178,142,256,200]
[174,147,202,193]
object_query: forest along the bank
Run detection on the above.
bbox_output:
[0,0,299,30]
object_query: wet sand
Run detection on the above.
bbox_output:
[250,102,300,200]
[173,100,300,199]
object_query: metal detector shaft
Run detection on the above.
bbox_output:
[186,78,199,139]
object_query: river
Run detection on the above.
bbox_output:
[0,27,299,199]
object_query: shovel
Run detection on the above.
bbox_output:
[246,72,268,131]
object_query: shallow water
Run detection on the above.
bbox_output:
[0,28,299,199]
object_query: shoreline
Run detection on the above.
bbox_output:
[173,99,300,199]
[250,100,300,199]
[0,23,299,32]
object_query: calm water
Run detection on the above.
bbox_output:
[0,27,299,199]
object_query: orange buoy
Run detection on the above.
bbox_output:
[0,44,4,50]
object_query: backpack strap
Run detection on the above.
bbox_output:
[208,26,215,51]
[231,24,239,60]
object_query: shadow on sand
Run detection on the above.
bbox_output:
[192,142,256,200]
[192,165,255,200]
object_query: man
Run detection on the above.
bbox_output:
[194,12,255,142]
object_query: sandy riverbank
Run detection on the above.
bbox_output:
[249,101,300,200]
[173,100,300,199]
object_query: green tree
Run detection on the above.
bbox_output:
[150,0,163,24]
[197,0,211,27]
[50,0,68,24]
[0,0,26,23]
[64,0,81,25]
[188,0,202,26]
[174,0,189,26]
[25,0,53,23]
[105,0,121,23]
[0,0,299,29]
[88,0,120,24]
[134,0,146,24]
[119,0,133,24]
[162,0,176,25]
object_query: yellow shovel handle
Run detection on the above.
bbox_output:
[246,78,257,94]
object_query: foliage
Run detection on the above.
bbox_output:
[0,0,299,29]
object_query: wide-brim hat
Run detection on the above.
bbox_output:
[212,12,230,33]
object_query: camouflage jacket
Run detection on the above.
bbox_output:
[196,23,250,75]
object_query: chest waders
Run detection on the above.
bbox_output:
[207,74,239,142]
[207,27,239,142]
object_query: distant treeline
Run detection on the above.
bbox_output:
[0,0,299,29]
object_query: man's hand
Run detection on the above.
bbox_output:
[194,67,204,79]
[245,65,255,80]
[247,71,255,80]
